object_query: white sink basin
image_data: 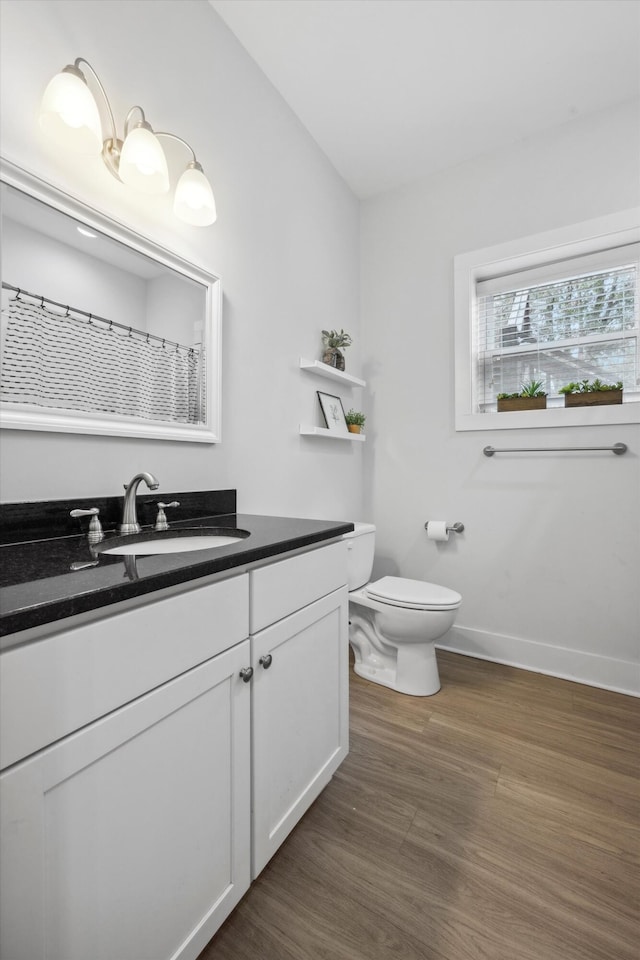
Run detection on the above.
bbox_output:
[101,532,248,556]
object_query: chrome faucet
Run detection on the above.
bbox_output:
[119,472,160,534]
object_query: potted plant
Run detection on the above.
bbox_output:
[497,380,547,412]
[345,409,366,434]
[559,379,623,407]
[321,329,352,371]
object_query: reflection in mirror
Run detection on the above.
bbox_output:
[0,160,221,442]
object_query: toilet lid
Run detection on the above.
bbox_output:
[366,576,462,610]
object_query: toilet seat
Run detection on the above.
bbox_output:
[365,576,462,611]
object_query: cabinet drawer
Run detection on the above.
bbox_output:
[0,574,249,770]
[249,541,347,632]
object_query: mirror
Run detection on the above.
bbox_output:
[0,159,221,442]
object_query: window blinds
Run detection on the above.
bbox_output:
[475,243,639,410]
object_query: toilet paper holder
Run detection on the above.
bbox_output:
[424,521,464,534]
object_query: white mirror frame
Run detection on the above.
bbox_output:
[0,158,222,443]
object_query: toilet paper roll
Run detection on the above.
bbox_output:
[426,521,449,542]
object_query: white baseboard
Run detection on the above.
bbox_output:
[437,625,640,698]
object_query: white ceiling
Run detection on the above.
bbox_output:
[210,0,640,199]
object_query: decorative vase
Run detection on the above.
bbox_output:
[322,347,345,371]
[563,390,623,407]
[347,424,361,434]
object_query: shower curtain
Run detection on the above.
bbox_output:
[0,297,203,424]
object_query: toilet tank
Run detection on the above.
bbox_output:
[342,522,376,590]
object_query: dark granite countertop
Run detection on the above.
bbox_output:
[0,490,354,645]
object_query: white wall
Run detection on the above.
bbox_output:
[361,100,640,695]
[3,218,148,327]
[0,0,362,520]
[146,275,203,348]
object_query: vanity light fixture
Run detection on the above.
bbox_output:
[39,58,217,226]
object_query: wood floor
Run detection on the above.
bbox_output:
[200,651,640,960]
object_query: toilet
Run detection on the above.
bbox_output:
[343,523,462,696]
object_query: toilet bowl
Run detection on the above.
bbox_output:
[344,524,461,696]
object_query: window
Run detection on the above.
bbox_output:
[454,210,640,431]
[477,245,638,408]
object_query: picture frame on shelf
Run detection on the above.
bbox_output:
[317,391,349,434]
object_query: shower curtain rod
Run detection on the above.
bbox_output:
[483,443,628,456]
[2,282,198,354]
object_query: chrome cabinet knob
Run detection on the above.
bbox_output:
[259,654,273,669]
[239,667,254,683]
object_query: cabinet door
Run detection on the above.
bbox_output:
[0,641,251,960]
[251,587,348,877]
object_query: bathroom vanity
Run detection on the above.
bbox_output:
[0,492,352,960]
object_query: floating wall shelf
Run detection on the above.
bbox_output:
[299,425,366,442]
[299,359,366,388]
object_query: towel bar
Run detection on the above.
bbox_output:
[483,443,628,457]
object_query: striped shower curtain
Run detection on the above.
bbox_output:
[0,297,204,424]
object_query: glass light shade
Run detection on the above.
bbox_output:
[173,166,217,226]
[119,126,170,194]
[39,70,102,155]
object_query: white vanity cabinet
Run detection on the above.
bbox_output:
[0,538,349,960]
[249,541,349,876]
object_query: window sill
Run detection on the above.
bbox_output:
[456,400,640,432]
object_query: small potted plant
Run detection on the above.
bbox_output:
[321,329,352,371]
[497,380,547,412]
[559,379,623,407]
[345,409,366,434]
